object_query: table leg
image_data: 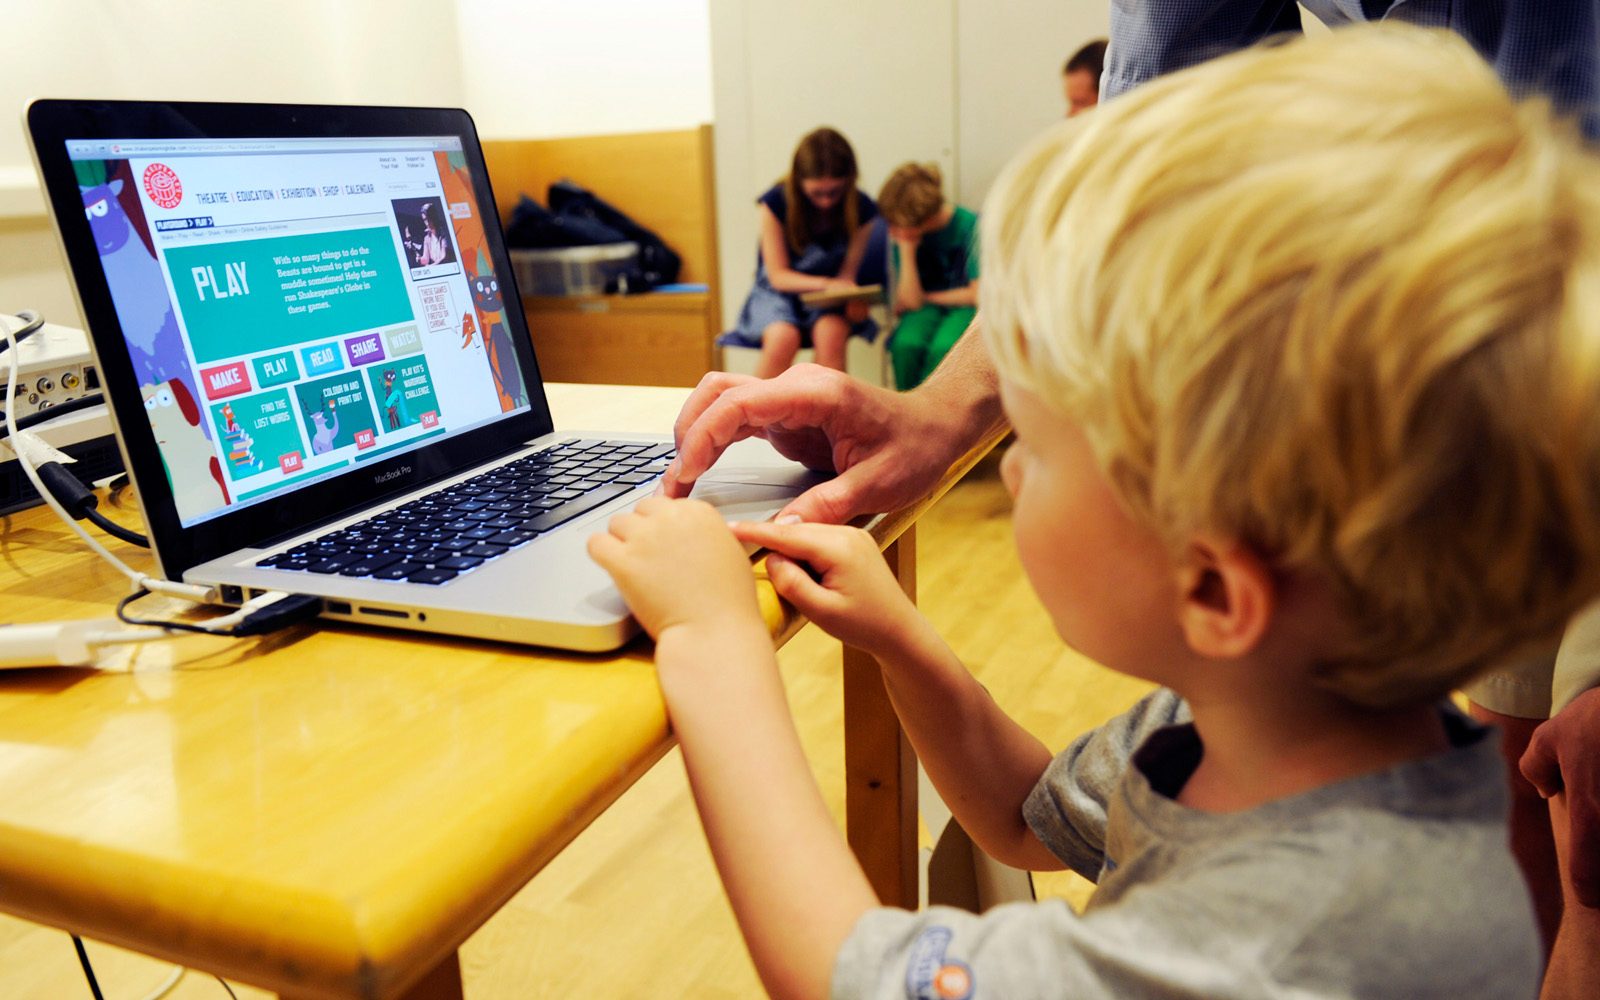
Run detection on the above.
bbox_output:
[843,527,919,908]
[276,950,462,1000]
[393,953,464,1000]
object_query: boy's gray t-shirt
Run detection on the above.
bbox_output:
[833,688,1540,999]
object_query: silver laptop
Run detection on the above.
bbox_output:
[26,99,817,651]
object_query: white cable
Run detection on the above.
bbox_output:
[3,314,214,604]
[185,588,293,632]
[136,963,185,1000]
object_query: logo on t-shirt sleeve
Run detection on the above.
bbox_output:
[905,926,974,1000]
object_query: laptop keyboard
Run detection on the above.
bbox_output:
[255,439,674,585]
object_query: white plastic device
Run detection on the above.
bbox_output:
[0,314,102,419]
[0,315,117,512]
[0,619,161,669]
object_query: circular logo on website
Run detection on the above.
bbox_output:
[142,162,183,209]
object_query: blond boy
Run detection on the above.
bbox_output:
[591,25,1600,1000]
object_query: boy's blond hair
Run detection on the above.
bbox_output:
[878,162,946,228]
[980,25,1600,708]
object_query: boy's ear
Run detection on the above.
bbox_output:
[1174,538,1275,659]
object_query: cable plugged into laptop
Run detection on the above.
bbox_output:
[0,591,325,671]
[116,588,323,637]
[3,311,326,669]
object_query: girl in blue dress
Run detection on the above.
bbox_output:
[727,127,878,378]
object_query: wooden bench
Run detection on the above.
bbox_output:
[482,126,722,387]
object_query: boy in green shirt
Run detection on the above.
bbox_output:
[878,163,978,390]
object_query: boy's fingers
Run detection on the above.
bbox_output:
[606,509,641,539]
[732,519,852,565]
[587,531,623,570]
[764,553,828,604]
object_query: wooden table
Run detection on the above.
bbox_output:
[0,383,1001,999]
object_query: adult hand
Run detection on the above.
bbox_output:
[1521,685,1600,907]
[731,520,923,657]
[661,363,980,524]
[588,497,762,641]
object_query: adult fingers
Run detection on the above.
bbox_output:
[775,469,879,525]
[662,390,774,497]
[1519,722,1564,797]
[672,371,755,450]
[1567,788,1600,907]
[665,367,845,497]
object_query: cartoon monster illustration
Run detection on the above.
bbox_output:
[467,267,526,412]
[143,379,229,512]
[381,369,410,429]
[460,310,477,349]
[308,399,340,455]
[83,180,201,432]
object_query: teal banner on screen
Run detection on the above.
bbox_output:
[164,227,413,364]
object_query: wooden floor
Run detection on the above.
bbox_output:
[0,450,1152,999]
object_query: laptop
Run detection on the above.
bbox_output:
[25,99,819,651]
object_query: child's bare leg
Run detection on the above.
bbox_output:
[756,322,801,379]
[1470,701,1562,957]
[811,315,849,372]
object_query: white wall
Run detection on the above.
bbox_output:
[0,0,466,326]
[455,0,713,139]
[708,0,1110,332]
[710,0,958,335]
[0,0,716,328]
[956,1,1108,209]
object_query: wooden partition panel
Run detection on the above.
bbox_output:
[480,126,722,387]
[481,125,719,289]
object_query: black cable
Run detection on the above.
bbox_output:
[33,460,150,548]
[71,934,105,1000]
[215,976,239,999]
[116,589,223,636]
[117,588,323,637]
[0,310,44,357]
[1,311,140,546]
[0,392,107,435]
[85,507,148,546]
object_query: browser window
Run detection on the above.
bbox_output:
[67,135,529,526]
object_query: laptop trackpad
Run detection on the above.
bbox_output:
[696,437,831,491]
[687,481,809,521]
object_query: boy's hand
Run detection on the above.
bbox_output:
[730,519,922,656]
[588,497,763,641]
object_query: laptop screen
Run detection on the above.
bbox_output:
[65,134,530,527]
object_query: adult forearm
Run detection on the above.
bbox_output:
[656,623,878,1000]
[910,320,1007,452]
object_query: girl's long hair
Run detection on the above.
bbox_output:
[782,127,860,254]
